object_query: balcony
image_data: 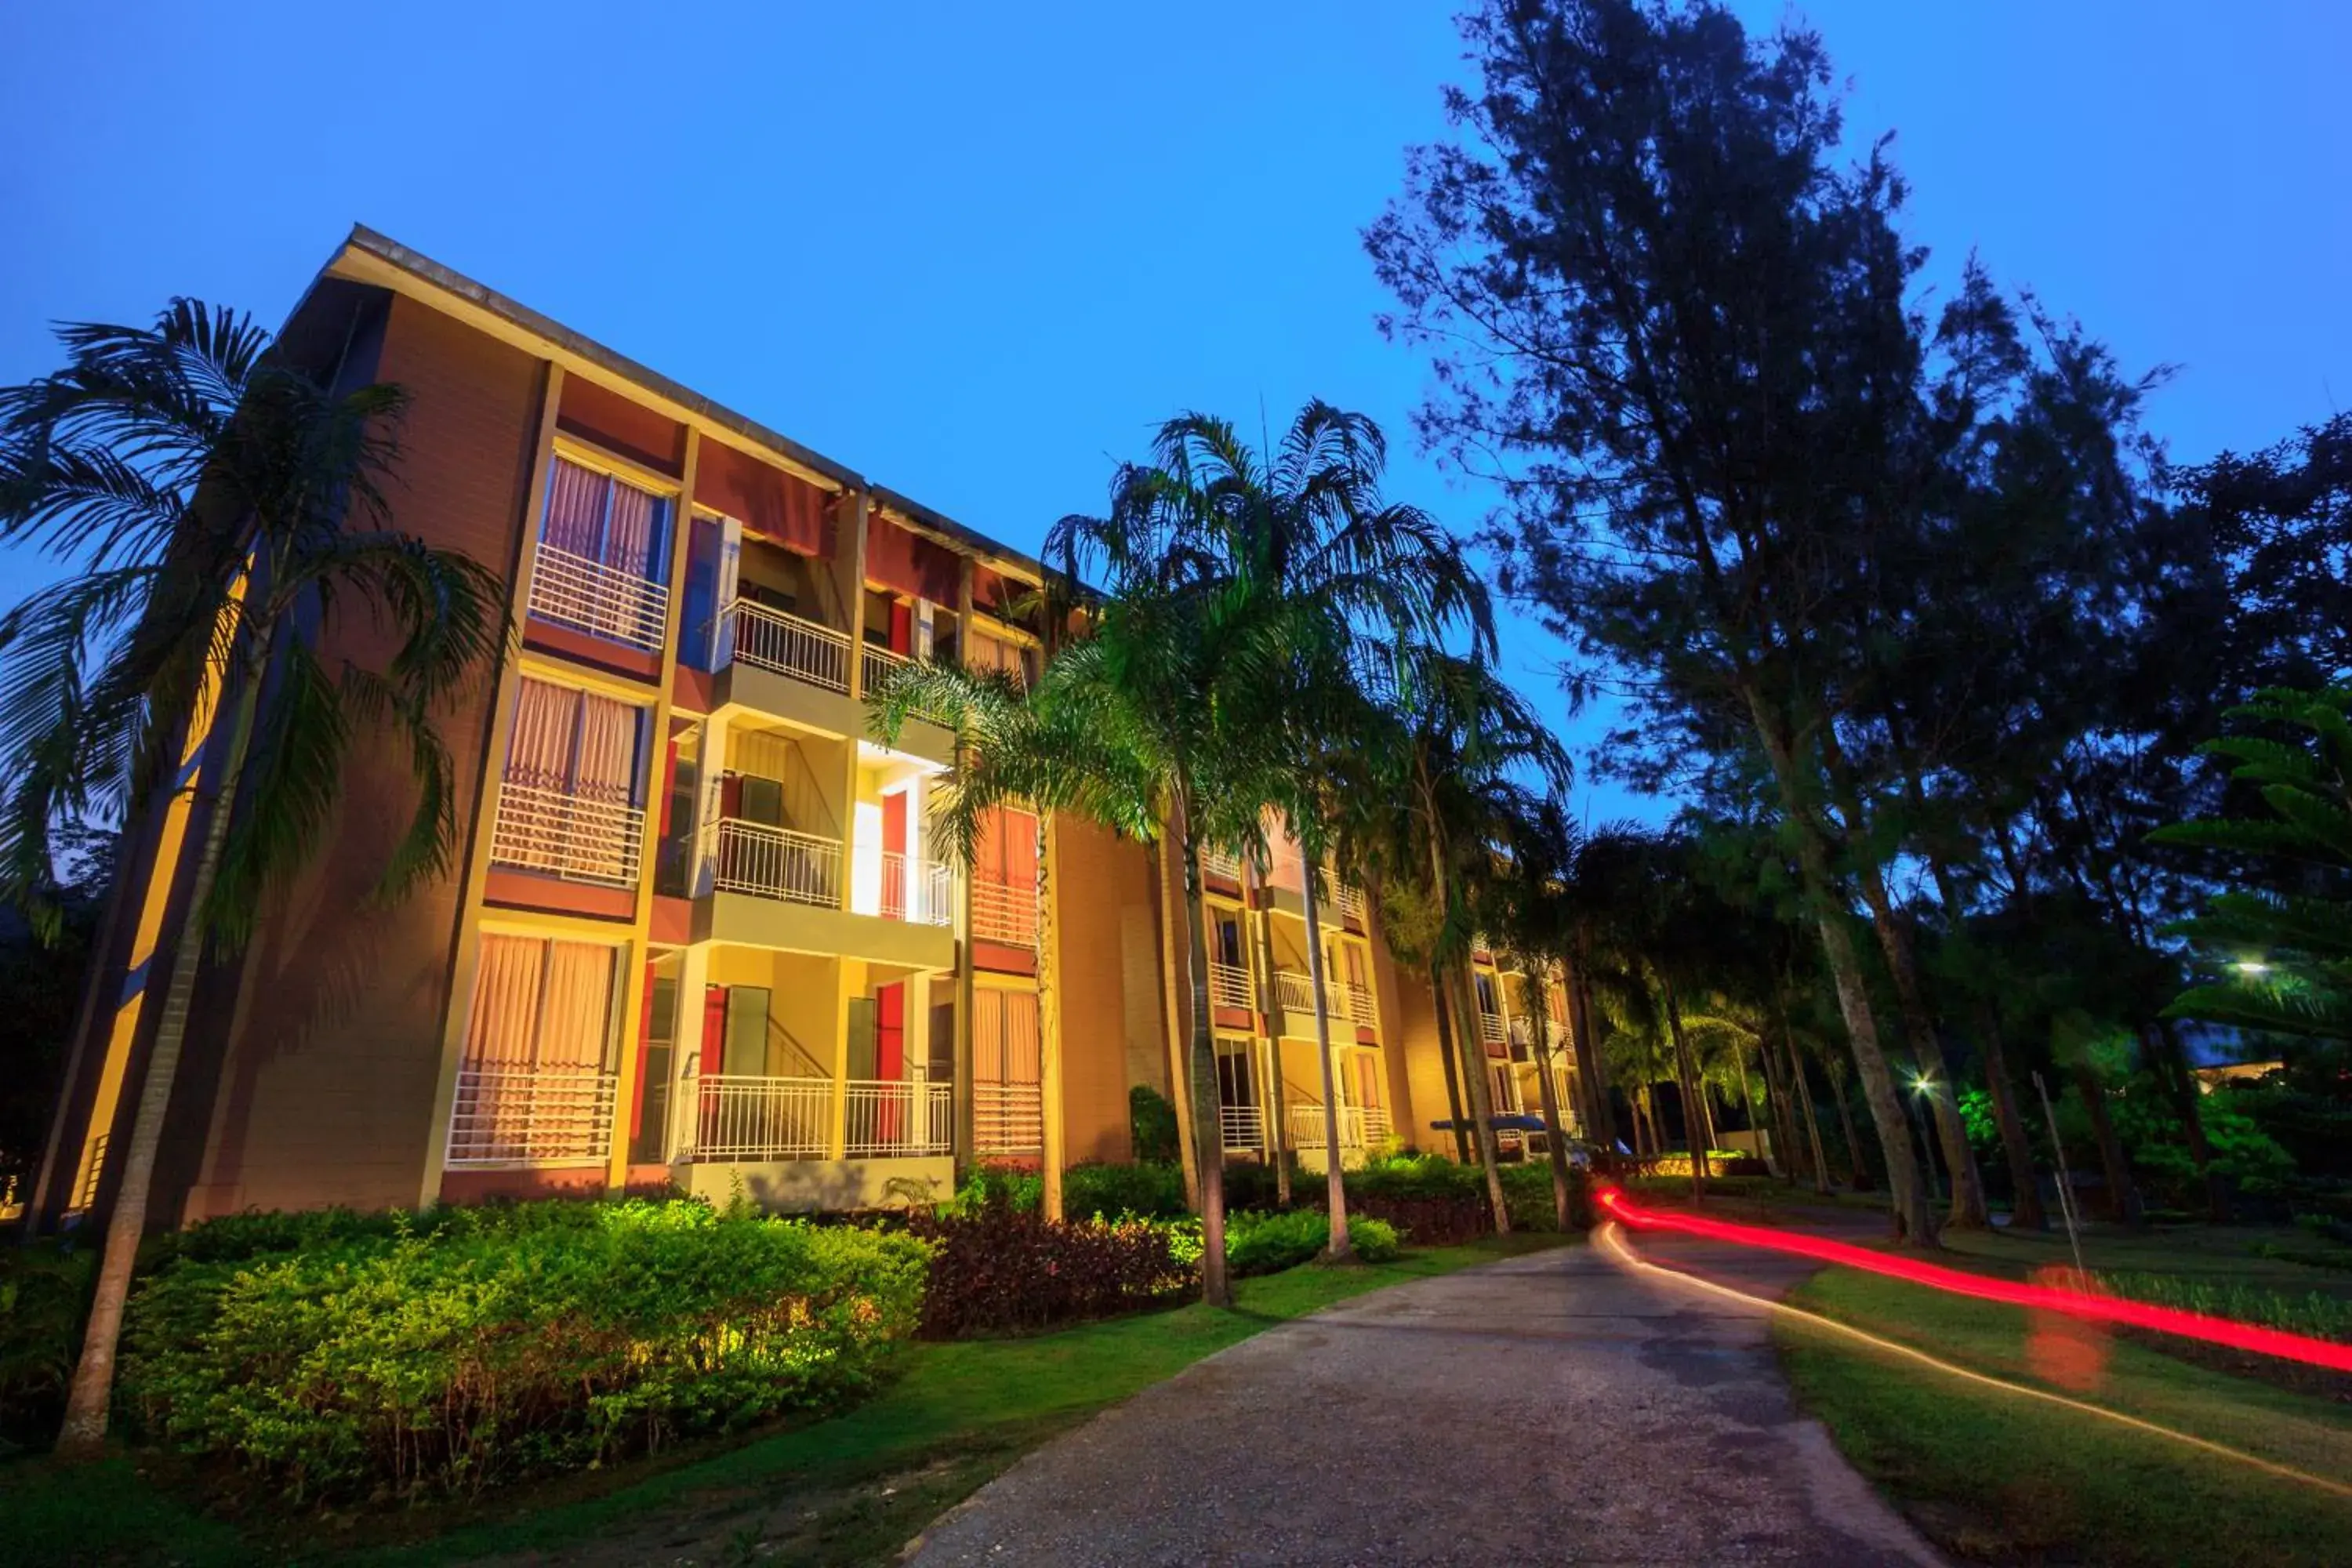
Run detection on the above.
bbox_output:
[529,543,670,653]
[1337,883,1368,924]
[726,599,850,693]
[688,1073,833,1161]
[972,875,1038,948]
[681,1076,952,1162]
[878,851,953,927]
[1274,968,1355,1025]
[1220,1102,1265,1152]
[844,1080,953,1158]
[710,818,842,908]
[975,1080,1044,1152]
[492,781,646,887]
[1479,1009,1508,1047]
[1209,961,1254,1011]
[1202,848,1245,884]
[1286,1102,1389,1152]
[860,642,956,727]
[445,1065,618,1167]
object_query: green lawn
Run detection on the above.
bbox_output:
[1777,1265,2352,1567]
[2,1233,1568,1568]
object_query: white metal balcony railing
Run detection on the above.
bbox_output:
[1274,968,1354,1025]
[1337,883,1368,924]
[445,1066,618,1167]
[530,543,670,652]
[975,1080,1044,1152]
[725,599,850,692]
[1202,848,1244,883]
[879,851,954,926]
[844,1080,954,1158]
[1287,1102,1374,1152]
[492,781,646,887]
[972,875,1039,947]
[1361,1104,1394,1146]
[1220,1102,1265,1152]
[1209,962,1254,1011]
[1479,1009,1508,1046]
[1508,1016,1534,1047]
[688,1074,834,1162]
[859,641,957,725]
[1347,981,1376,1028]
[710,818,842,908]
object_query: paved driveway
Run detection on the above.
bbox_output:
[903,1231,1940,1567]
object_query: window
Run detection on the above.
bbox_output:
[448,934,622,1167]
[973,987,1044,1152]
[1214,915,1245,968]
[532,455,674,651]
[493,677,649,885]
[1214,1037,1256,1109]
[543,456,671,583]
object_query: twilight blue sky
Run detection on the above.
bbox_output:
[3,2,2347,823]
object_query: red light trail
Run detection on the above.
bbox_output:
[1596,1186,2352,1374]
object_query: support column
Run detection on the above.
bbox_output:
[668,941,711,1163]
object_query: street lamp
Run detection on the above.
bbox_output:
[2233,958,2273,978]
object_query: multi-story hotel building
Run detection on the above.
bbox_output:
[27,229,1582,1233]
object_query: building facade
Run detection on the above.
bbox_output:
[28,230,1580,1232]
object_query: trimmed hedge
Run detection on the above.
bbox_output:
[122,1199,927,1500]
[908,1197,1194,1338]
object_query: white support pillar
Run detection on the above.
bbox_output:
[668,941,712,1162]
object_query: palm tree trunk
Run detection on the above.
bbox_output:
[1754,1035,1798,1183]
[1530,978,1574,1230]
[1299,866,1350,1259]
[1178,820,1233,1307]
[1428,961,1471,1162]
[57,650,267,1459]
[1448,961,1511,1234]
[1662,978,1707,1203]
[1248,877,1292,1204]
[1790,1040,1831,1193]
[1563,953,1617,1148]
[1156,831,1200,1211]
[1034,813,1065,1223]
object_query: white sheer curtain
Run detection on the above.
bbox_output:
[543,459,608,559]
[506,678,580,791]
[463,934,616,1069]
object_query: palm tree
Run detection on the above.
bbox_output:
[0,302,507,1457]
[1371,648,1571,1232]
[869,655,1152,1225]
[1092,405,1490,1259]
[1044,470,1295,1309]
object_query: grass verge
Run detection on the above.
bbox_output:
[2,1232,1568,1568]
[1776,1264,2352,1566]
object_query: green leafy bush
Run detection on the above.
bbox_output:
[1225,1210,1401,1274]
[908,1196,1193,1337]
[122,1199,927,1500]
[1129,1085,1181,1164]
[1065,1160,1187,1220]
[0,1243,89,1450]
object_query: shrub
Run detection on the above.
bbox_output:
[1129,1086,1181,1165]
[122,1199,927,1501]
[1225,1210,1402,1274]
[1065,1160,1187,1221]
[908,1196,1193,1338]
[949,1163,1043,1214]
[0,1243,89,1451]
